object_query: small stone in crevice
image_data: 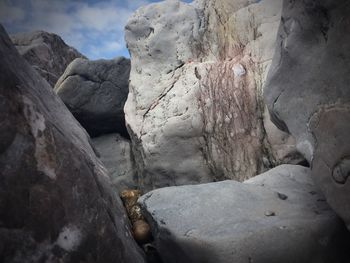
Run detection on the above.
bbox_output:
[133,220,152,244]
[120,189,151,244]
[120,189,144,223]
[120,189,164,263]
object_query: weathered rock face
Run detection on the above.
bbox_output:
[139,165,350,263]
[11,30,85,87]
[54,57,131,138]
[125,0,301,191]
[264,1,350,228]
[92,133,137,193]
[0,25,145,263]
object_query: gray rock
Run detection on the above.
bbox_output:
[125,0,301,192]
[54,57,131,138]
[11,30,85,87]
[139,165,349,263]
[0,25,145,263]
[264,0,350,228]
[92,134,137,193]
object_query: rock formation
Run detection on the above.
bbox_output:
[54,57,131,138]
[92,133,137,193]
[264,0,350,229]
[0,25,145,263]
[11,30,85,87]
[139,165,350,263]
[125,0,302,191]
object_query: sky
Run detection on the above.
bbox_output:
[0,0,192,59]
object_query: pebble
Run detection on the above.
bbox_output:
[264,210,276,217]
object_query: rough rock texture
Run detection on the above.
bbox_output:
[0,25,145,263]
[264,1,350,228]
[92,134,137,193]
[55,57,131,138]
[11,30,85,87]
[139,165,350,263]
[125,0,301,191]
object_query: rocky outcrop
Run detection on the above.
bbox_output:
[55,57,130,138]
[92,134,137,193]
[264,1,350,228]
[125,0,301,191]
[11,30,85,87]
[139,165,350,263]
[0,25,145,262]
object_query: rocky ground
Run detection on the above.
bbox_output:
[139,165,349,263]
[0,0,349,262]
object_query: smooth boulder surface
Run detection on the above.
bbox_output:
[264,0,350,228]
[0,25,145,263]
[125,0,301,192]
[55,57,130,138]
[139,165,350,263]
[92,133,137,193]
[11,30,85,87]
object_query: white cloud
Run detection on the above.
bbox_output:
[125,0,151,10]
[89,40,124,58]
[104,40,124,52]
[77,6,124,31]
[0,2,25,24]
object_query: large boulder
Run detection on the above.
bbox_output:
[0,25,145,263]
[125,0,301,191]
[139,165,350,263]
[92,133,137,193]
[54,57,131,138]
[264,1,350,228]
[11,30,85,87]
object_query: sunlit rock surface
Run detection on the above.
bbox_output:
[125,0,301,191]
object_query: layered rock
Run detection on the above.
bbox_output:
[139,165,350,263]
[11,30,85,87]
[264,1,350,228]
[55,57,130,138]
[92,134,137,193]
[125,0,301,191]
[0,25,145,262]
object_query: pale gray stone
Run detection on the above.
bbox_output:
[125,0,301,192]
[92,133,137,193]
[139,165,349,263]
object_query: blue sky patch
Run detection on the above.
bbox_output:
[0,0,192,59]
